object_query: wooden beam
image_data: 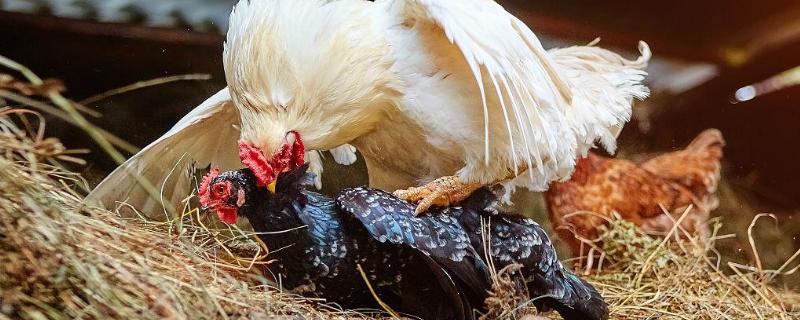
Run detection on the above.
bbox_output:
[0,11,222,46]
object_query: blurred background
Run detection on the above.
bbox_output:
[1,0,798,287]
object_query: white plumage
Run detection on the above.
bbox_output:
[90,0,649,215]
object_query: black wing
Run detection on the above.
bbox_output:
[335,187,492,304]
[450,189,559,269]
[399,253,474,320]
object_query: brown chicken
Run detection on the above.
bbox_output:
[544,129,725,257]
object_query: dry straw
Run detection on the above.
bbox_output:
[0,107,382,319]
[554,212,800,320]
[0,65,379,319]
[1,60,798,320]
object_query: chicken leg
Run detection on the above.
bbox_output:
[395,165,528,215]
[394,176,482,216]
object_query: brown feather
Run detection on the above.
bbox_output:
[544,129,725,257]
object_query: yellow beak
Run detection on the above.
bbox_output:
[267,181,277,193]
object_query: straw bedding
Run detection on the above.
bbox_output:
[1,67,798,319]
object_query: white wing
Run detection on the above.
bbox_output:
[387,0,648,187]
[397,0,571,169]
[87,88,242,218]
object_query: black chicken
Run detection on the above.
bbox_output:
[199,164,490,319]
[199,165,607,320]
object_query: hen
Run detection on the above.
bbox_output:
[201,164,491,319]
[90,0,649,216]
[201,165,608,320]
[544,129,725,257]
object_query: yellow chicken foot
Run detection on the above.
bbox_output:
[394,165,530,215]
[393,176,482,216]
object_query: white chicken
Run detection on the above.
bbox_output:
[89,0,650,216]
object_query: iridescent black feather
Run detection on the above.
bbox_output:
[207,165,607,320]
[455,189,609,320]
[208,165,488,319]
[340,187,609,320]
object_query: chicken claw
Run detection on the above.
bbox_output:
[394,176,482,215]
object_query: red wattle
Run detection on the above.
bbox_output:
[216,206,238,224]
[237,133,305,188]
[289,131,305,167]
[272,142,292,171]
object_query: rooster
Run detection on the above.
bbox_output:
[89,0,649,216]
[201,164,608,320]
[544,129,725,257]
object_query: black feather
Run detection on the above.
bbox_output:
[209,166,607,320]
[453,188,609,320]
[211,166,486,319]
[336,188,492,303]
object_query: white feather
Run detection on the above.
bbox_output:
[372,0,649,191]
[330,144,358,166]
[87,88,242,217]
[305,150,324,190]
[304,145,359,190]
[92,0,649,214]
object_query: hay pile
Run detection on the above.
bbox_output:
[0,108,372,319]
[565,214,800,320]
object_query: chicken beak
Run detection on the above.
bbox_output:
[267,181,277,193]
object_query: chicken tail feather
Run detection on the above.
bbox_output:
[641,129,726,195]
[534,272,609,320]
[686,128,725,156]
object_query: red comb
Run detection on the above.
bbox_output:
[198,167,220,206]
[239,141,274,187]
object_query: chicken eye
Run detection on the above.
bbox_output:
[213,184,227,196]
